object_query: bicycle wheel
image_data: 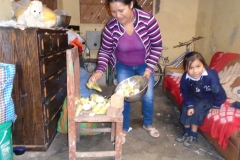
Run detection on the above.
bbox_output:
[154,63,163,87]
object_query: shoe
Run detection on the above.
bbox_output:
[175,133,189,143]
[143,125,159,138]
[183,136,197,148]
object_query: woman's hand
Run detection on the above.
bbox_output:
[143,70,151,79]
[88,71,103,83]
[210,108,220,115]
[187,108,194,116]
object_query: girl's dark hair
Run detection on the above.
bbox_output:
[183,51,208,71]
[107,0,142,10]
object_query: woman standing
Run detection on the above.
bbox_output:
[89,0,162,143]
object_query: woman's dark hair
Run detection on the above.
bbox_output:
[107,0,142,10]
[183,51,208,71]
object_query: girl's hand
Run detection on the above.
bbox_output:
[88,71,103,83]
[187,108,194,116]
[210,108,220,115]
[143,70,151,79]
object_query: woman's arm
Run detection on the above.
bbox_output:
[95,25,115,73]
[145,16,162,72]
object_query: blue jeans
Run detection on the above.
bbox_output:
[116,61,154,132]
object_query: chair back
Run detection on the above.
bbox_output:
[66,47,80,123]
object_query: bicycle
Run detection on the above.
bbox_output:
[153,36,204,87]
[81,41,97,73]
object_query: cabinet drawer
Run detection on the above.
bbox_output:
[40,51,66,80]
[58,33,68,51]
[38,32,68,56]
[44,84,67,120]
[42,69,67,101]
[43,85,67,142]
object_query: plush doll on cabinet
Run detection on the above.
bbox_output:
[14,0,56,28]
[17,1,45,27]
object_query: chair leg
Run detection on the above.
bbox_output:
[111,122,116,142]
[68,121,77,160]
[115,122,123,160]
[76,123,80,142]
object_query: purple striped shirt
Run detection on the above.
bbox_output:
[96,8,162,73]
[115,31,145,66]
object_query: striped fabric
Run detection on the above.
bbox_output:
[0,62,16,124]
[96,8,162,73]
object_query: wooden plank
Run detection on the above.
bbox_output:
[75,114,123,122]
[79,0,153,24]
[115,122,123,160]
[80,0,107,5]
[80,4,111,24]
[76,151,115,158]
[67,47,79,160]
[40,0,57,10]
[12,145,47,151]
[79,128,111,133]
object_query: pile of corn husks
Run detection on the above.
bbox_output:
[75,93,110,116]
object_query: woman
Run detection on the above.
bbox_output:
[89,0,162,143]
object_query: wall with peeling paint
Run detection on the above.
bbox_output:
[156,0,199,66]
[196,0,240,63]
[1,0,239,64]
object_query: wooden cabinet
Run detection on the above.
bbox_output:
[0,27,69,151]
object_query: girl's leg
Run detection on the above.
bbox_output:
[184,125,191,134]
[183,124,198,148]
[176,125,190,143]
[116,62,134,132]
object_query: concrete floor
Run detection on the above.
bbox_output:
[14,85,224,160]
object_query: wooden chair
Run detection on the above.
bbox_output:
[66,47,123,160]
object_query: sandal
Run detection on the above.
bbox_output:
[143,125,159,138]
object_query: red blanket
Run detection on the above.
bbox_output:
[163,52,240,149]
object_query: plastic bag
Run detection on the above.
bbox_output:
[0,62,17,123]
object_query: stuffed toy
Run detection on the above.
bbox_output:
[15,0,56,28]
[16,1,45,27]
